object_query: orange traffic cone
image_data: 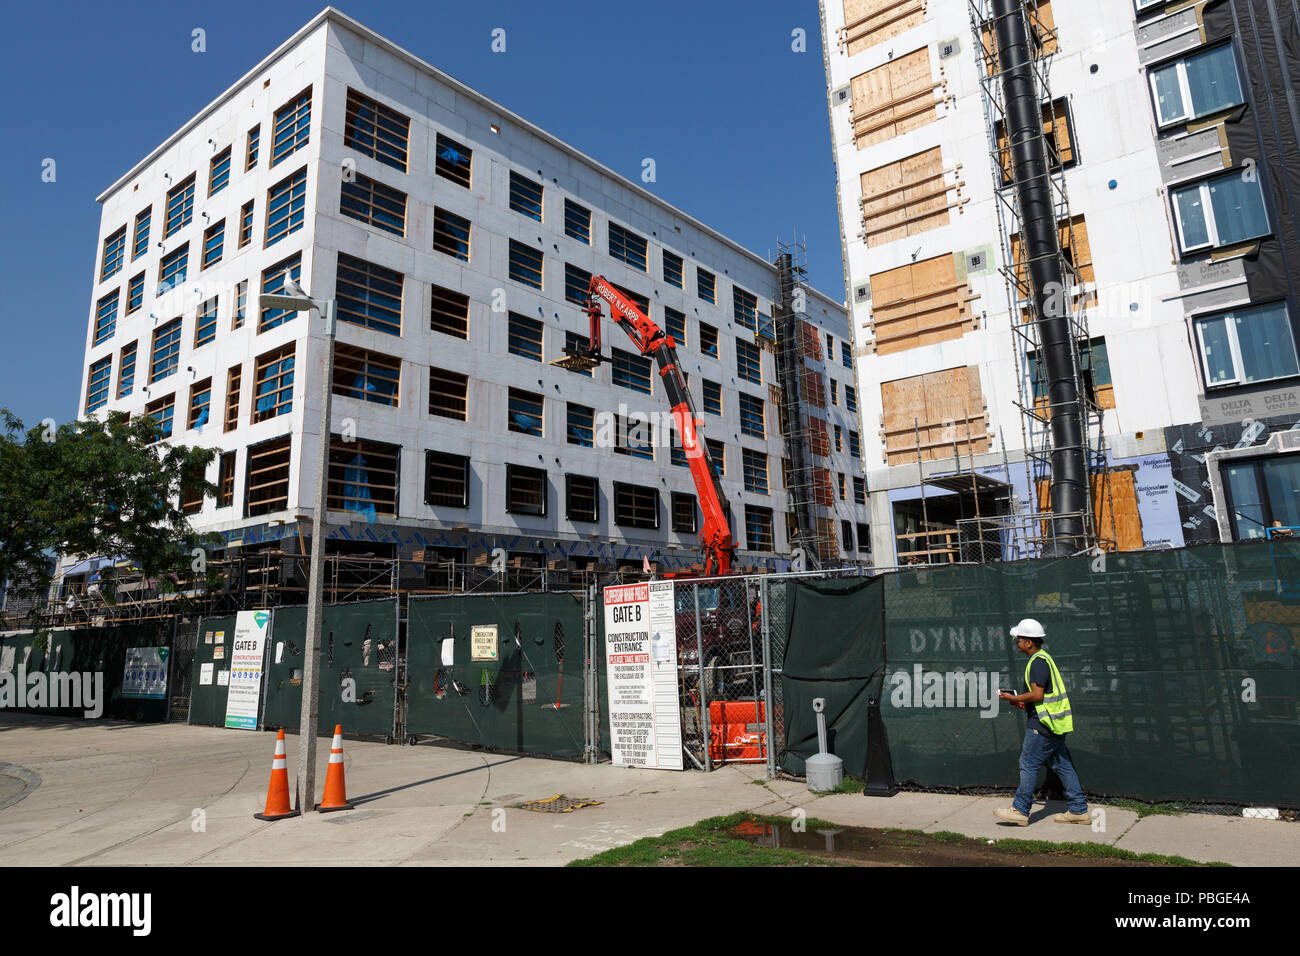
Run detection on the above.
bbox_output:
[253,729,300,821]
[316,724,354,812]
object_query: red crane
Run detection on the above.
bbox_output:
[555,275,736,575]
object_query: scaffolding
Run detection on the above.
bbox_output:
[773,239,838,568]
[965,0,1117,560]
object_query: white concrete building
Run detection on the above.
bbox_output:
[816,0,1290,562]
[78,7,868,576]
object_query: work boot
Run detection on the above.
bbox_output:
[1054,810,1091,824]
[994,807,1029,826]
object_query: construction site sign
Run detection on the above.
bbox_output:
[470,625,498,661]
[122,647,169,700]
[224,610,270,730]
[603,581,683,770]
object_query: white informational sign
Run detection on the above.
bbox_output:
[217,669,230,686]
[441,638,455,666]
[224,610,270,730]
[603,581,683,770]
[199,663,214,686]
[471,625,498,661]
[123,647,169,700]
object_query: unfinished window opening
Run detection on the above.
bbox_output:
[509,170,544,221]
[245,434,291,517]
[746,506,775,551]
[223,363,242,432]
[428,367,468,420]
[340,173,406,236]
[334,343,400,407]
[425,451,470,508]
[508,239,543,289]
[328,435,399,519]
[430,284,470,338]
[344,88,410,172]
[613,482,659,529]
[994,98,1076,186]
[671,493,697,533]
[252,343,295,423]
[563,198,591,244]
[506,465,547,516]
[433,207,471,261]
[435,133,472,187]
[566,474,599,522]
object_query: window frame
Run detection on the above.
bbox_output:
[697,268,716,304]
[612,481,659,529]
[251,343,295,423]
[271,87,312,168]
[1194,301,1300,390]
[336,252,403,336]
[164,174,195,239]
[208,146,231,197]
[564,199,591,244]
[1170,168,1270,254]
[343,88,410,172]
[1149,40,1245,129]
[663,250,684,288]
[505,464,548,516]
[565,474,599,522]
[507,239,544,290]
[508,313,544,362]
[508,170,544,221]
[265,167,308,247]
[508,387,545,437]
[608,222,648,272]
[85,356,112,414]
[434,132,472,188]
[425,451,470,508]
[432,207,471,261]
[340,172,407,236]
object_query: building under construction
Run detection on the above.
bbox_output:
[821,0,1300,564]
[70,6,872,615]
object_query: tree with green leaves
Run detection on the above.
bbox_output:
[0,408,219,612]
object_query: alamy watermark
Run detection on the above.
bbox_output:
[0,665,104,718]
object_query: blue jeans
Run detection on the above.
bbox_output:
[1014,726,1087,816]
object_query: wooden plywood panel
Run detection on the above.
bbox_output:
[851,47,936,149]
[995,100,1075,184]
[870,253,976,355]
[843,0,927,58]
[892,48,938,137]
[880,366,988,465]
[981,0,1058,75]
[902,147,949,236]
[860,146,951,248]
[1095,467,1144,552]
[1011,214,1096,319]
[860,158,908,247]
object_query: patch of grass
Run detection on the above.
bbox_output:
[993,837,1229,867]
[929,830,969,844]
[1106,798,1192,818]
[829,776,866,795]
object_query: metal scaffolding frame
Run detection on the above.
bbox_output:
[966,0,1118,560]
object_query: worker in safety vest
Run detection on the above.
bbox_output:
[993,619,1091,827]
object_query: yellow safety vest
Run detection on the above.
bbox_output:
[1025,649,1074,734]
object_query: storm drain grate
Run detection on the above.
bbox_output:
[517,795,603,813]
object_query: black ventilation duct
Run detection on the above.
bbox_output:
[992,0,1086,555]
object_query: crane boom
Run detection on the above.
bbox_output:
[558,275,736,575]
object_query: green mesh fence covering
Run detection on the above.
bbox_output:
[881,539,1300,807]
[407,592,587,758]
[775,577,885,777]
[262,600,398,737]
[189,616,238,728]
[0,623,175,721]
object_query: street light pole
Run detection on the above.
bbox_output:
[299,297,336,814]
[258,281,335,814]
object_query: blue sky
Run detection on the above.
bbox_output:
[0,0,846,428]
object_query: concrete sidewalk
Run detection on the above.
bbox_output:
[0,715,1292,866]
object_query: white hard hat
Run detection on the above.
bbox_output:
[1010,618,1046,640]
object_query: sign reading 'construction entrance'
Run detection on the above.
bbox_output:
[603,581,682,770]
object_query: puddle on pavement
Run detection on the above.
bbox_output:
[730,820,900,864]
